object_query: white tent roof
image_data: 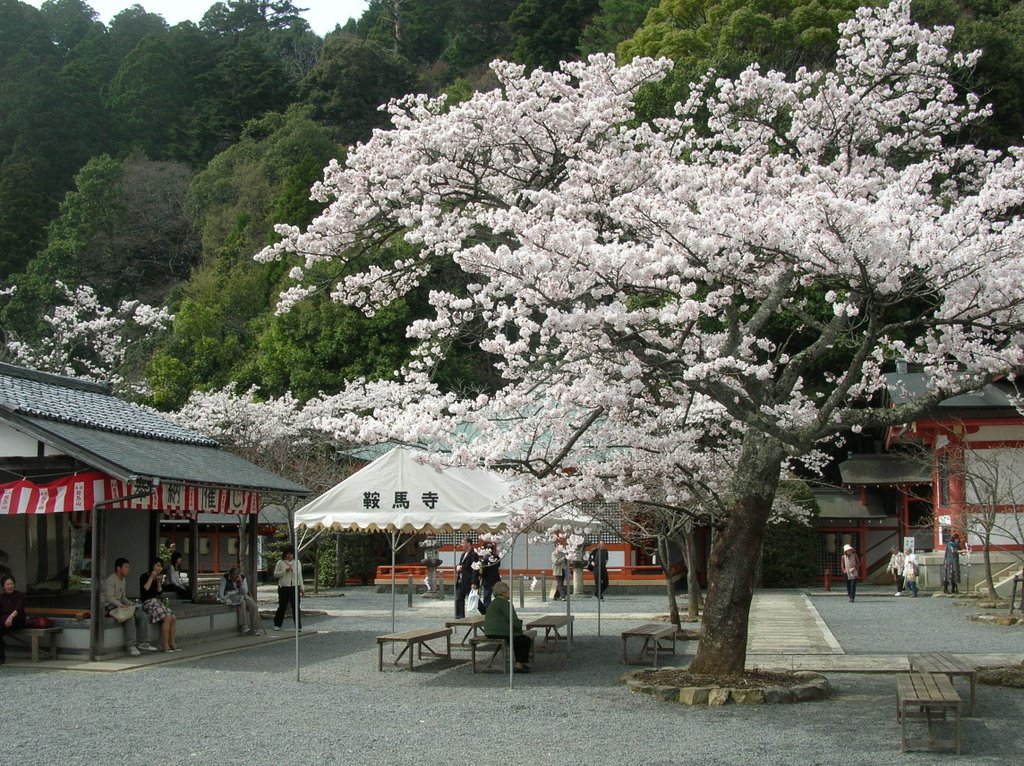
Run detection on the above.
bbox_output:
[294,446,514,533]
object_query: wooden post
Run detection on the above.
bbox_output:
[89,505,106,661]
[189,517,200,600]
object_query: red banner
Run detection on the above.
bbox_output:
[0,471,259,517]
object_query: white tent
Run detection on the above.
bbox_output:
[294,445,513,533]
[294,445,601,671]
[295,446,523,635]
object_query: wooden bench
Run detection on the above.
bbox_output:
[445,614,485,646]
[621,623,677,665]
[26,607,90,622]
[376,627,451,671]
[525,614,574,653]
[469,630,537,673]
[6,627,63,661]
[896,673,963,754]
[909,652,977,715]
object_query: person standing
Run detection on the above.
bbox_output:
[219,566,261,635]
[841,543,861,602]
[0,575,27,665]
[477,542,501,613]
[887,545,906,596]
[942,534,962,594]
[101,558,157,656]
[903,548,919,597]
[453,536,479,619]
[551,545,568,600]
[273,546,303,631]
[587,542,609,599]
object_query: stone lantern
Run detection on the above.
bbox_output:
[420,534,443,599]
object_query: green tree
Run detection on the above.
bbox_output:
[187,36,293,160]
[510,0,602,70]
[299,36,416,145]
[580,0,660,55]
[1,153,198,341]
[38,0,100,56]
[441,0,519,77]
[105,5,169,58]
[619,0,866,118]
[106,34,189,158]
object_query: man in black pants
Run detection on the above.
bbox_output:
[453,536,478,619]
[587,542,609,599]
[273,546,303,630]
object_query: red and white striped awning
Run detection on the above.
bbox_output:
[0,471,259,519]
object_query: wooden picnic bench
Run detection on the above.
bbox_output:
[621,623,677,665]
[6,626,63,662]
[525,614,574,652]
[376,627,451,671]
[896,673,964,754]
[909,652,977,715]
[469,630,537,673]
[445,614,485,646]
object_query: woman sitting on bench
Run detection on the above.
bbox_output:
[482,581,533,673]
[0,574,27,664]
[140,559,180,652]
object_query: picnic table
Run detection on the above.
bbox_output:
[525,614,574,653]
[376,627,451,671]
[621,623,676,665]
[896,672,964,754]
[445,614,485,646]
[909,651,977,715]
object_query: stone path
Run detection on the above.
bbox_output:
[745,591,1024,673]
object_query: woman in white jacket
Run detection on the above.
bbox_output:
[273,545,304,630]
[887,546,906,596]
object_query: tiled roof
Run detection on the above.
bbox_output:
[22,417,306,493]
[0,362,216,445]
[884,372,1018,410]
[0,363,307,494]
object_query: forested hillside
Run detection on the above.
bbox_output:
[2,0,1023,409]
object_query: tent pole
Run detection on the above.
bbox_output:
[289,505,300,683]
[391,531,398,634]
[508,536,515,689]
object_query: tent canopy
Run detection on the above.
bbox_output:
[294,446,514,533]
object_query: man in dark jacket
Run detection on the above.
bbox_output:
[587,542,609,599]
[454,536,479,618]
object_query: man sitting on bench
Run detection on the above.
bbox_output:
[218,567,261,636]
[102,557,157,656]
[482,581,533,673]
[0,574,27,664]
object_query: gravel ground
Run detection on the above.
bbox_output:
[1,586,1022,766]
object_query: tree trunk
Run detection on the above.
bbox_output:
[983,523,996,601]
[688,435,783,676]
[657,536,680,628]
[684,527,702,620]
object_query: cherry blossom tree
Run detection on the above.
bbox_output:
[255,1,1024,675]
[2,281,172,392]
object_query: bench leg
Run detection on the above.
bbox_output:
[30,635,40,663]
[378,641,384,672]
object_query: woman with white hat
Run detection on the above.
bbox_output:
[841,543,862,602]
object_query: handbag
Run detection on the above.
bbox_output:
[109,605,136,623]
[466,588,480,612]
